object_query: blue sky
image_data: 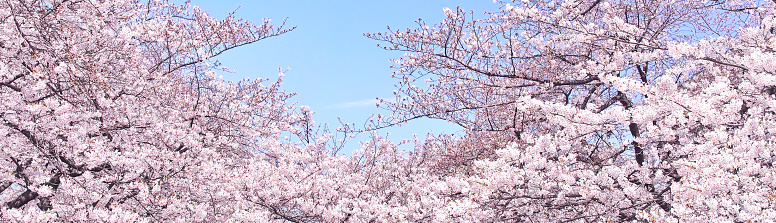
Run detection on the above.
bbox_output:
[188,0,501,154]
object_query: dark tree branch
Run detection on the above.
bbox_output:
[582,0,603,16]
[616,91,644,166]
[7,189,38,209]
[636,64,648,84]
[0,181,11,194]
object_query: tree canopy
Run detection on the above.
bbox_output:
[2,0,776,222]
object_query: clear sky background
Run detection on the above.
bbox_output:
[187,0,502,154]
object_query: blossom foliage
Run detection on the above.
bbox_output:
[3,0,776,222]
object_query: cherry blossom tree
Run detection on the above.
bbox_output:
[367,0,776,221]
[5,0,776,222]
[0,0,431,221]
[0,0,317,221]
